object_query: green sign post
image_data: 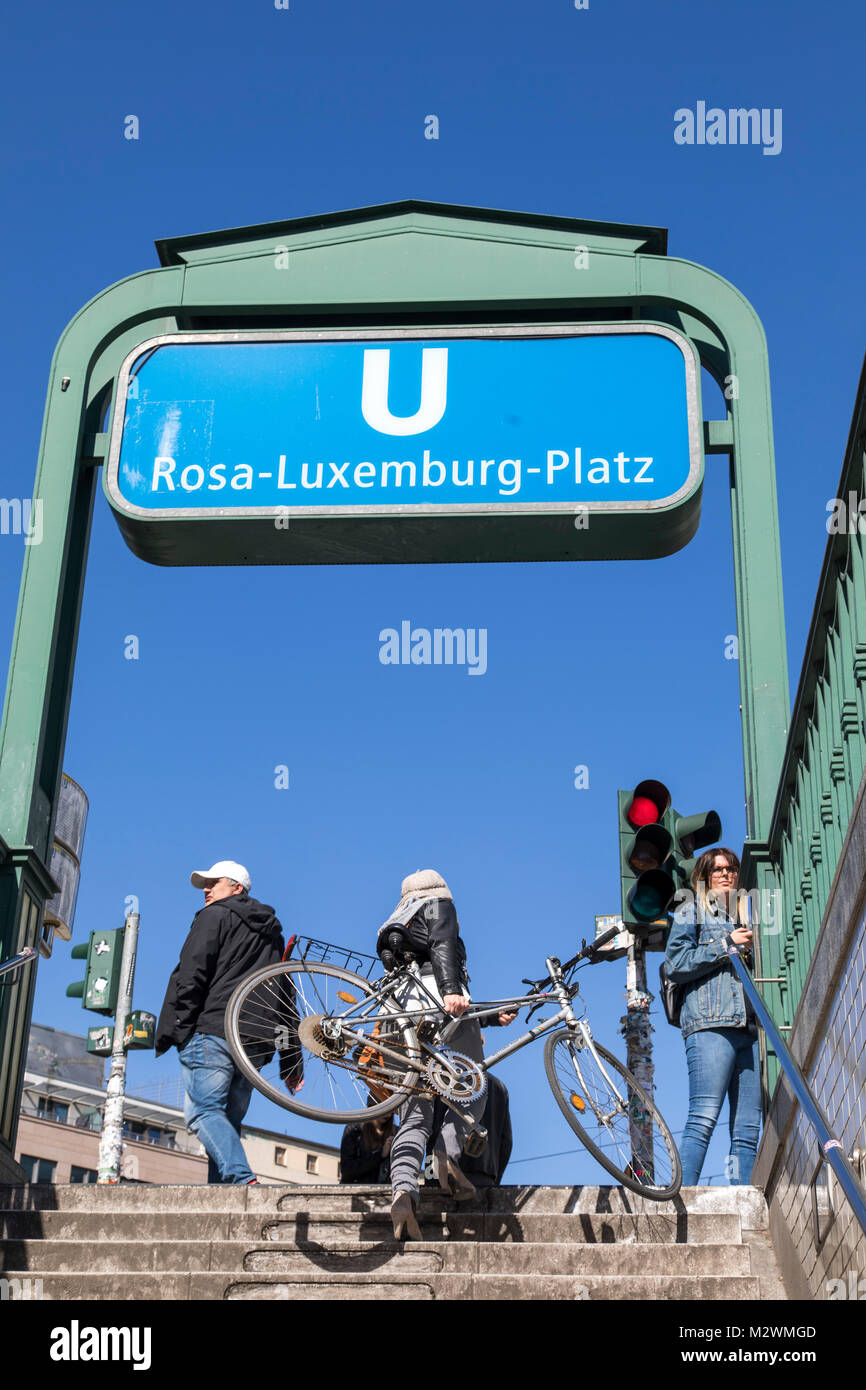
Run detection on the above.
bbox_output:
[0,201,790,1172]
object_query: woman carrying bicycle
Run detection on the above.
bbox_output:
[377,869,514,1239]
[664,847,761,1186]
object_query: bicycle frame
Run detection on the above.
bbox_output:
[316,953,630,1118]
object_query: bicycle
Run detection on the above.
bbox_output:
[225,924,682,1200]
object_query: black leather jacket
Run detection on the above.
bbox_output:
[378,898,468,996]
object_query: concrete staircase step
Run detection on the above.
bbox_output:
[0,1184,787,1300]
[0,1211,269,1241]
[260,1210,746,1244]
[0,1183,767,1219]
[243,1241,752,1277]
[0,1208,745,1245]
[13,1270,763,1301]
[0,1238,752,1277]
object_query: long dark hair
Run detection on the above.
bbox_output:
[359,1112,395,1152]
[690,846,746,924]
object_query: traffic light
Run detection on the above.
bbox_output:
[667,808,723,893]
[66,929,124,1015]
[618,782,723,931]
[618,781,677,930]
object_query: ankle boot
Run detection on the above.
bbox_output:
[391,1190,423,1240]
[433,1154,478,1203]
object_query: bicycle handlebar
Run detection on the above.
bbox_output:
[522,924,622,993]
[564,923,622,971]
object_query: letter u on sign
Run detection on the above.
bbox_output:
[361,348,448,436]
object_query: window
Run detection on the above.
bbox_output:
[70,1165,98,1184]
[36,1097,69,1124]
[19,1154,56,1183]
[274,1146,288,1166]
[306,1154,318,1174]
[121,1119,174,1149]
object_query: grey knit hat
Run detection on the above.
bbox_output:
[379,869,455,936]
[391,868,453,916]
[402,867,451,899]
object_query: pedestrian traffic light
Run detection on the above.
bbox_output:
[66,930,124,1015]
[123,1010,155,1050]
[87,1024,114,1055]
[618,781,677,930]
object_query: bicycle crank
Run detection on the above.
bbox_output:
[425,1049,487,1105]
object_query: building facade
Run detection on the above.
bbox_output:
[16,1024,339,1185]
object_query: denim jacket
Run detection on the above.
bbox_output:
[664,900,748,1037]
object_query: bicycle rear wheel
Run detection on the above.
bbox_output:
[225,960,421,1123]
[544,1029,682,1199]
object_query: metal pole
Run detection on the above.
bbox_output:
[621,935,655,1180]
[726,940,866,1236]
[97,912,139,1184]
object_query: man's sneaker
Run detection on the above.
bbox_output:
[247,1178,259,1185]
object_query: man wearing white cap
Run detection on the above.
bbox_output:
[156,860,301,1184]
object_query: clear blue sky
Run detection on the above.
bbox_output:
[1,0,862,1183]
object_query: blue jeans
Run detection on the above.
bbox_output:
[178,1033,254,1183]
[679,1027,762,1185]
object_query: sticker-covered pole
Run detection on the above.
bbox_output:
[97,912,139,1184]
[621,937,656,1180]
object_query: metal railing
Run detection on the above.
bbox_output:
[0,947,38,983]
[727,941,866,1238]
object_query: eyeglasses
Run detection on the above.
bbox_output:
[710,866,737,878]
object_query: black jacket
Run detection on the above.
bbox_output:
[378,898,468,996]
[429,1074,513,1187]
[156,892,285,1055]
[460,1075,513,1185]
[340,1120,394,1184]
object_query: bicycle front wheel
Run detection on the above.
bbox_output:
[225,960,421,1124]
[544,1029,682,1199]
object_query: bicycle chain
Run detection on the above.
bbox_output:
[301,1031,479,1104]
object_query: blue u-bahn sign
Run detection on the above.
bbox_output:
[104,324,703,565]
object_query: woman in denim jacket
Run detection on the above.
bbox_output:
[665,847,761,1185]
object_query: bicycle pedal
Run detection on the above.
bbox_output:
[462,1126,488,1159]
[416,1019,438,1042]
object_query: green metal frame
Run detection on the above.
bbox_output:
[0,200,790,1157]
[744,354,866,1090]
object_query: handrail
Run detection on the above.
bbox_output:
[726,940,866,1237]
[0,946,38,982]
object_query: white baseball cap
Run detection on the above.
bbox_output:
[190,860,251,891]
